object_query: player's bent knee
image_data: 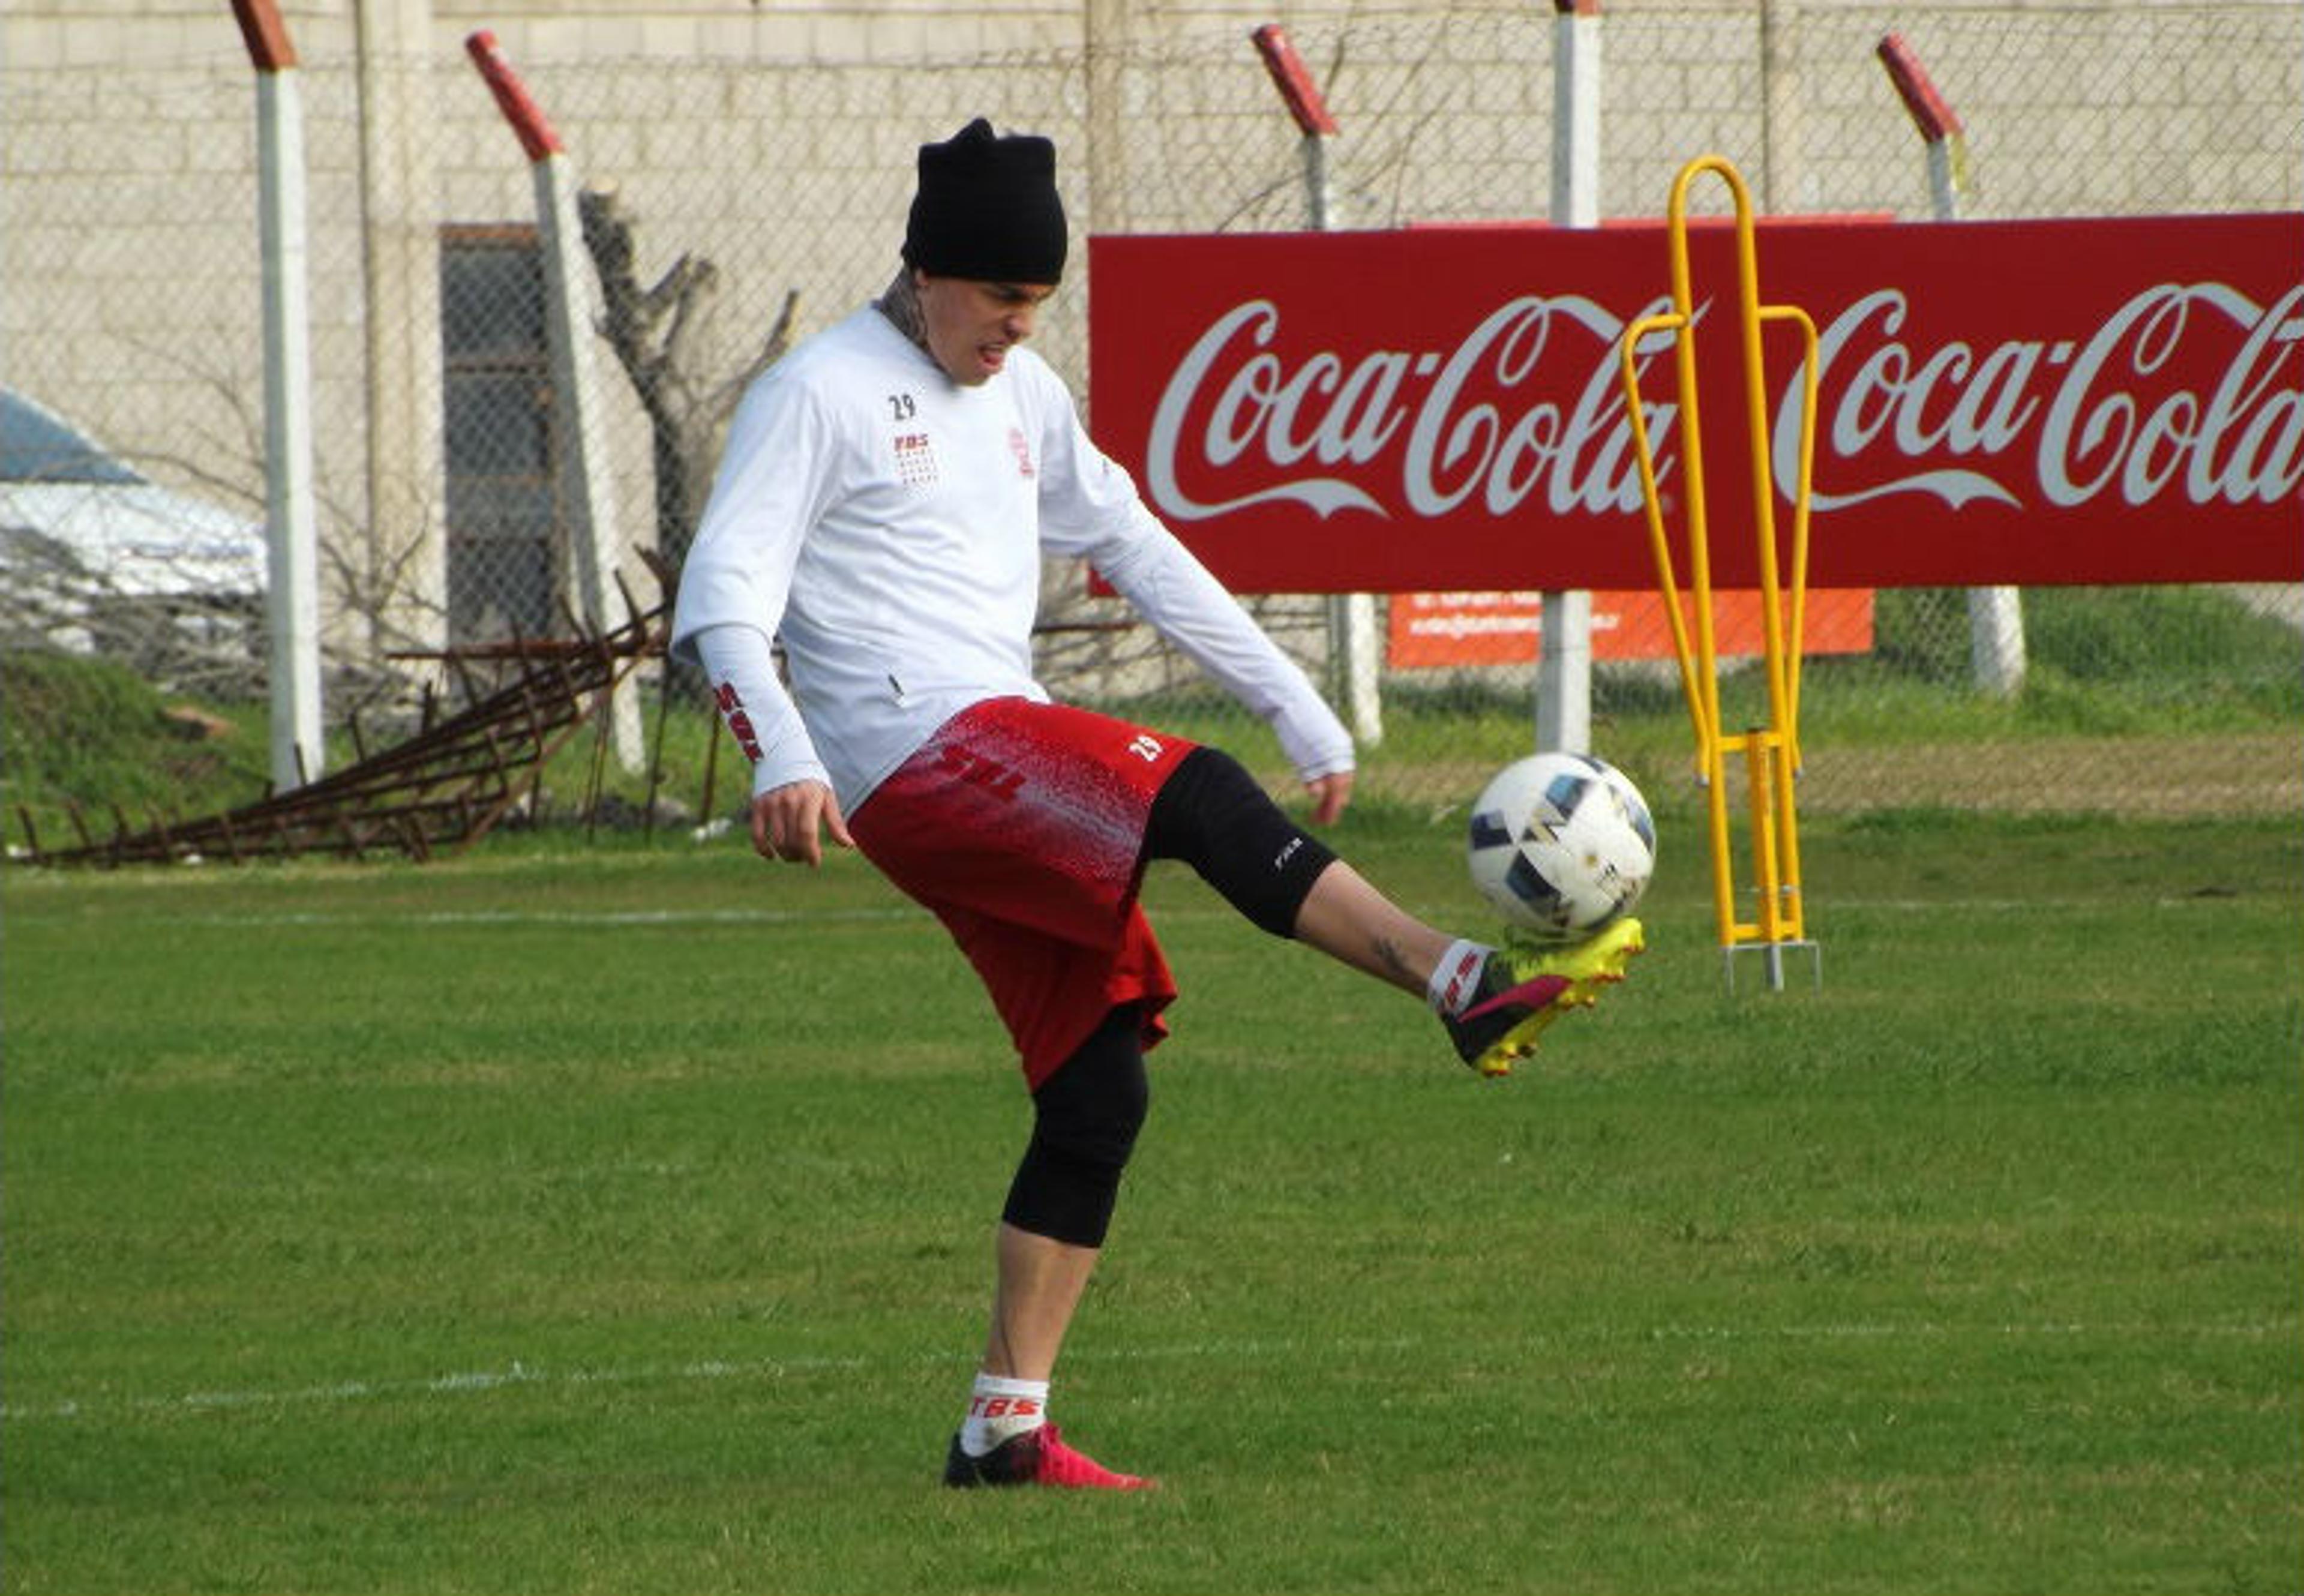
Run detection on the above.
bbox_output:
[1144,746,1339,939]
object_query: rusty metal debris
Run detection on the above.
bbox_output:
[12,566,673,868]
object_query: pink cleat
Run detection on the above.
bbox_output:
[942,1424,1156,1491]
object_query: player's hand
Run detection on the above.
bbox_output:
[749,779,856,866]
[1305,770,1354,826]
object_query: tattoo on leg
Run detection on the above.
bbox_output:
[1373,934,1417,984]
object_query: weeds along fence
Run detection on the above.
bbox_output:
[2,3,2299,830]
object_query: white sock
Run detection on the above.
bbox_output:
[960,1373,1049,1457]
[1428,939,1493,1017]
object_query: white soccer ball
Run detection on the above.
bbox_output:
[1466,752,1656,943]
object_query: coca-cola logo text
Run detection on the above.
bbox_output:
[1145,283,2304,524]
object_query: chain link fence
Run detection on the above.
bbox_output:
[3,2,2299,832]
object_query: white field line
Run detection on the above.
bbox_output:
[103,907,931,929]
[6,1317,2291,1424]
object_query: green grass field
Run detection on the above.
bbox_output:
[4,809,2300,1594]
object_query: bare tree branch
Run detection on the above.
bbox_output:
[578,179,797,575]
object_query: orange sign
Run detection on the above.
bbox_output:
[1387,589,1875,668]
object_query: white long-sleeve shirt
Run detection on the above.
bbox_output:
[670,304,1354,813]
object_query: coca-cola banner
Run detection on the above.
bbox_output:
[1087,214,2304,592]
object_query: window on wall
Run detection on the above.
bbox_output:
[439,225,559,645]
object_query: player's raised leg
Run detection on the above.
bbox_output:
[1144,746,1640,1075]
[1288,859,1643,1076]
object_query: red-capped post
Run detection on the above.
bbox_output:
[230,0,297,70]
[1250,23,1338,139]
[466,29,564,163]
[1550,0,1601,229]
[1250,24,1342,235]
[230,0,325,788]
[1250,23,1379,743]
[463,31,640,767]
[1876,31,1968,211]
[1876,31,2023,697]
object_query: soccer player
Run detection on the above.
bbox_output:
[671,118,1641,1492]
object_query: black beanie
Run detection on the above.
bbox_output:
[901,118,1068,285]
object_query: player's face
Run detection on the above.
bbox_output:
[914,273,1056,386]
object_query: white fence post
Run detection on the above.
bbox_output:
[1879,31,2027,700]
[1253,23,1382,748]
[467,31,644,771]
[1537,0,1603,755]
[355,0,448,671]
[231,0,326,791]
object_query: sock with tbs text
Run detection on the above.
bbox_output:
[960,1373,1050,1457]
[1427,939,1493,1018]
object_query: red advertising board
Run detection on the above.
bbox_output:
[1087,214,2304,592]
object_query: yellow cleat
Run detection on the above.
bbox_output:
[1442,917,1646,1078]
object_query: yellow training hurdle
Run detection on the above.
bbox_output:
[1617,155,1822,992]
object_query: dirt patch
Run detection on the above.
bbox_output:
[1360,732,2303,820]
[1774,732,2301,817]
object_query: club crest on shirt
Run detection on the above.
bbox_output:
[1007,427,1036,479]
[893,430,937,488]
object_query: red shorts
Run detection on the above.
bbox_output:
[848,697,1198,1090]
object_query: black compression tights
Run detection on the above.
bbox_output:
[1001,1004,1149,1247]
